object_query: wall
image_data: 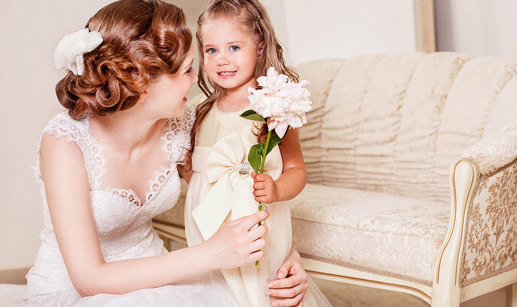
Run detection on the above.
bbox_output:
[435,0,517,59]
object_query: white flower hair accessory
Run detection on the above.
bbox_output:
[54,28,103,76]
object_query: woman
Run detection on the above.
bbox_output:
[0,0,308,306]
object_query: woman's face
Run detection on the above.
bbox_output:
[143,45,197,118]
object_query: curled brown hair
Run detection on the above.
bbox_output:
[190,0,298,150]
[56,0,192,120]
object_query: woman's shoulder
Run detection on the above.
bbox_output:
[41,111,88,144]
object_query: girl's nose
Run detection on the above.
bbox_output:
[217,52,229,65]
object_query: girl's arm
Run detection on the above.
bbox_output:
[252,128,307,203]
[177,163,193,183]
[40,133,268,297]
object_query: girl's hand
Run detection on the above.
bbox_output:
[251,172,278,203]
[268,249,309,306]
[203,210,270,270]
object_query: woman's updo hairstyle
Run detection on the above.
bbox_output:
[56,0,192,119]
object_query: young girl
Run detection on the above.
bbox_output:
[0,0,310,305]
[182,1,330,306]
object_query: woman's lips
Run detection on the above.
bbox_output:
[217,71,236,79]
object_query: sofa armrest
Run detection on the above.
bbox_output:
[462,123,517,177]
[457,152,517,287]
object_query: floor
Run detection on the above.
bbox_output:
[312,276,508,307]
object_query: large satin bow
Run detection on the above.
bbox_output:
[192,132,282,240]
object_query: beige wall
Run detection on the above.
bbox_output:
[263,0,418,66]
[435,0,517,59]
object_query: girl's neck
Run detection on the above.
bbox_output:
[218,77,257,112]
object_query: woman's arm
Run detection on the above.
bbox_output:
[268,248,309,306]
[40,133,268,296]
[252,128,307,203]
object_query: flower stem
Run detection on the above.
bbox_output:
[256,130,272,266]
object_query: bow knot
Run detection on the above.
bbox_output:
[192,133,281,240]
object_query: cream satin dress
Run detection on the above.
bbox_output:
[184,102,331,307]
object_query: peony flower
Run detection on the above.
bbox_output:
[248,67,311,138]
[54,28,103,76]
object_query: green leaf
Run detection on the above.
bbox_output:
[248,144,264,172]
[240,110,265,122]
[265,131,284,155]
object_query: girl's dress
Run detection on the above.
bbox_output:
[184,102,331,307]
[0,107,237,306]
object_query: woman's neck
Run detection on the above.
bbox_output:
[91,106,166,157]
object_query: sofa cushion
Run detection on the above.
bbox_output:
[291,183,450,285]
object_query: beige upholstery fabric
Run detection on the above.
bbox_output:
[298,53,517,204]
[459,160,517,286]
[291,183,449,285]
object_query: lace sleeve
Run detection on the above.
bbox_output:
[36,112,103,190]
[163,106,196,165]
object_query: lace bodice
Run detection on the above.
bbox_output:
[26,107,195,300]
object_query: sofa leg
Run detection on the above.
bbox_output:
[431,282,460,307]
[507,283,517,307]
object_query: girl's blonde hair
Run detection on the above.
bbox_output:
[190,0,298,152]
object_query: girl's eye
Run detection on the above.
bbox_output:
[206,48,217,54]
[185,67,192,74]
[229,45,240,52]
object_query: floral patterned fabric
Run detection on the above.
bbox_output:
[459,159,517,286]
[290,183,450,285]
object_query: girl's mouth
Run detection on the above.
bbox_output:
[217,71,236,79]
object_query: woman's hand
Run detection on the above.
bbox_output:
[203,210,270,270]
[268,249,309,307]
[251,172,278,203]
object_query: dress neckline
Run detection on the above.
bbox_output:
[214,101,250,115]
[83,115,175,207]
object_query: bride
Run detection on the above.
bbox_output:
[0,0,309,305]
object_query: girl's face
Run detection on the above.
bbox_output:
[143,45,197,118]
[201,17,261,92]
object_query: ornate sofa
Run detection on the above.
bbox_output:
[153,52,517,306]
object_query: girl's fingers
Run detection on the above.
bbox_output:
[253,182,266,190]
[253,190,267,197]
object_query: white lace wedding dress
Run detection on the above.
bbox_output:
[0,107,237,306]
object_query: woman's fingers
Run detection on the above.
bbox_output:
[268,274,300,289]
[268,282,305,298]
[248,250,264,263]
[248,223,267,241]
[240,210,269,231]
[248,238,266,253]
[270,292,304,306]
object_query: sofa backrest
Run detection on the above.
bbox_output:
[297,52,517,203]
